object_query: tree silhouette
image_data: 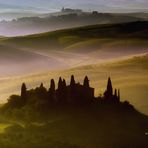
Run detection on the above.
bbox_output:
[57,77,66,104]
[62,79,67,88]
[49,79,56,104]
[8,95,21,108]
[58,77,63,90]
[21,83,27,105]
[50,79,55,92]
[114,89,117,97]
[107,77,113,97]
[83,76,89,87]
[118,89,120,101]
[70,75,75,86]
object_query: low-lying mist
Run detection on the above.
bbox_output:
[0,21,148,115]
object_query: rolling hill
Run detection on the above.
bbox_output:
[0,21,147,73]
[0,12,143,36]
[1,21,147,55]
[0,21,148,61]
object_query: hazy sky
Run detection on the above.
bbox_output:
[0,0,148,13]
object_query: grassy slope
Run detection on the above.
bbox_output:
[0,21,147,75]
[0,104,147,148]
[0,105,148,148]
[0,21,147,78]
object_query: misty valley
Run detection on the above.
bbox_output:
[0,4,148,148]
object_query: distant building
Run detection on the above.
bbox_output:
[92,11,99,15]
[67,83,94,104]
[19,75,120,107]
[61,7,83,14]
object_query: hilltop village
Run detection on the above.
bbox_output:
[6,76,122,110]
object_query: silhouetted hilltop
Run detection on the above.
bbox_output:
[4,76,123,110]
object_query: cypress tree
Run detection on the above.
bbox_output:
[83,76,89,87]
[38,83,47,99]
[70,75,75,86]
[118,89,120,101]
[62,79,67,88]
[40,83,44,88]
[21,83,27,105]
[107,77,113,96]
[50,79,55,92]
[49,79,56,104]
[58,77,63,90]
[114,89,117,97]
